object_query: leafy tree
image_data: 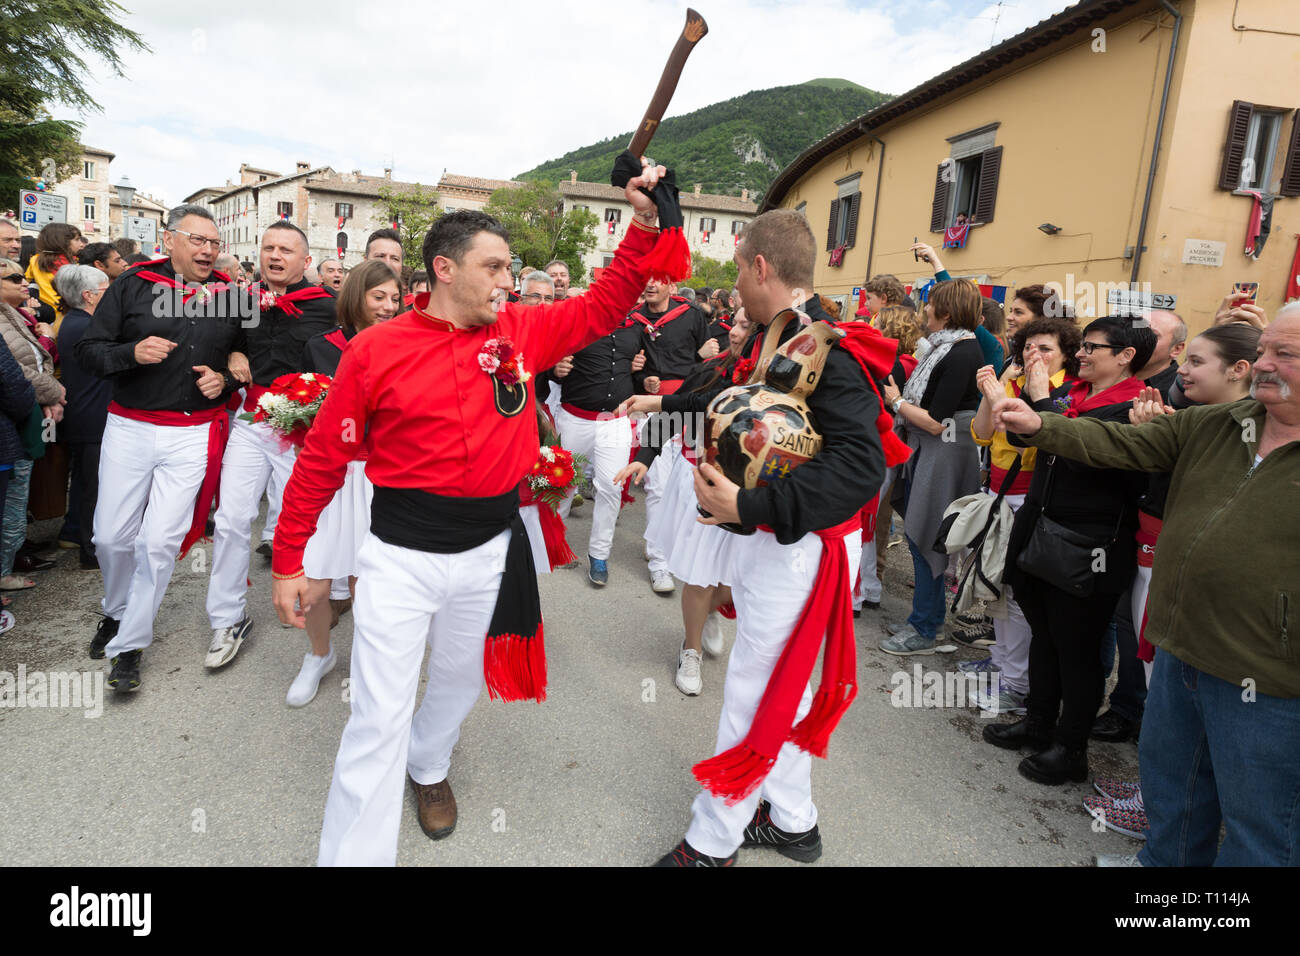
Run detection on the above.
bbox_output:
[483,180,598,284]
[377,183,442,272]
[0,0,147,199]
[683,251,737,292]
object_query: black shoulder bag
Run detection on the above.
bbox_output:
[1015,454,1122,597]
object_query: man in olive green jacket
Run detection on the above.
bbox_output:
[993,307,1300,867]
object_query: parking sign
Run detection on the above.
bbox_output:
[17,190,68,231]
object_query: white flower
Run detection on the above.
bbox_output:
[478,353,500,374]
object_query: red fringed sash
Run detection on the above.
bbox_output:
[691,515,861,805]
[107,402,229,558]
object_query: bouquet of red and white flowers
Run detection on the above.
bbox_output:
[524,445,585,512]
[239,372,332,448]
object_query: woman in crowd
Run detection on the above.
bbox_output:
[1004,283,1070,345]
[983,317,1154,785]
[52,265,112,571]
[287,260,400,707]
[24,223,85,330]
[1082,322,1262,839]
[858,303,919,596]
[910,243,1003,371]
[616,310,753,696]
[879,278,984,655]
[964,316,1081,713]
[0,258,65,591]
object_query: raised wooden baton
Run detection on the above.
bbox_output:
[628,8,709,158]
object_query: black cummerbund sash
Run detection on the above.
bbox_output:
[370,486,520,554]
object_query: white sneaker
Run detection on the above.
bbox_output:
[651,569,676,594]
[701,612,725,658]
[286,649,337,707]
[675,644,702,696]
[204,617,253,669]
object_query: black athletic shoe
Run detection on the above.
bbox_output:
[107,649,142,693]
[653,839,736,867]
[742,800,823,863]
[89,617,120,659]
[949,612,995,647]
[255,541,273,561]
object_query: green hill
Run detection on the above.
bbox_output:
[516,80,891,205]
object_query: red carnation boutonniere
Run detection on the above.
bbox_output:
[478,337,532,388]
[258,288,277,311]
[731,357,756,385]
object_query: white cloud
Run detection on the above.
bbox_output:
[60,0,1075,206]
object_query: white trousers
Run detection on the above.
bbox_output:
[643,450,670,574]
[205,416,296,628]
[685,529,862,858]
[854,472,892,607]
[554,407,632,561]
[988,491,1030,695]
[317,530,509,867]
[95,414,210,655]
[261,466,285,543]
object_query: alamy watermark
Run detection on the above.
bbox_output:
[0,666,104,718]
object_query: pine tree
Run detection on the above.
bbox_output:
[0,0,147,199]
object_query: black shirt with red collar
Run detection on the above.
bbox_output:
[272,220,660,576]
[304,326,355,377]
[630,295,709,385]
[74,257,243,412]
[242,280,338,385]
[557,320,652,413]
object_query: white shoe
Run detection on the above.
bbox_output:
[651,569,675,594]
[204,617,253,669]
[675,644,702,696]
[286,649,337,707]
[701,612,724,658]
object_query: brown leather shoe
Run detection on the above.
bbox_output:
[410,777,457,840]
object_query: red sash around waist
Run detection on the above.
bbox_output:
[560,402,626,421]
[1135,511,1162,568]
[657,378,684,395]
[107,401,230,557]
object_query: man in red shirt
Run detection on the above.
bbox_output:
[272,161,666,866]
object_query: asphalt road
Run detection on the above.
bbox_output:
[0,502,1139,866]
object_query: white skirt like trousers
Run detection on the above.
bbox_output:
[302,460,373,581]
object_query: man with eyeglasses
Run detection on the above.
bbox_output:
[75,203,247,693]
[204,220,337,670]
[544,269,652,586]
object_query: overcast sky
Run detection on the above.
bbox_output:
[62,0,1077,206]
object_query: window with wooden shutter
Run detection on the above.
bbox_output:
[973,146,1003,224]
[929,162,951,232]
[1218,100,1255,190]
[826,199,840,251]
[1280,111,1300,197]
[844,193,862,248]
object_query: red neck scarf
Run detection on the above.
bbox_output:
[834,321,913,468]
[629,301,691,339]
[134,259,233,300]
[1062,375,1144,418]
[249,282,332,317]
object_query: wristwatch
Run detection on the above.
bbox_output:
[891,396,906,414]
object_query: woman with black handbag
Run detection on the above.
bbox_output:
[983,316,1154,785]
